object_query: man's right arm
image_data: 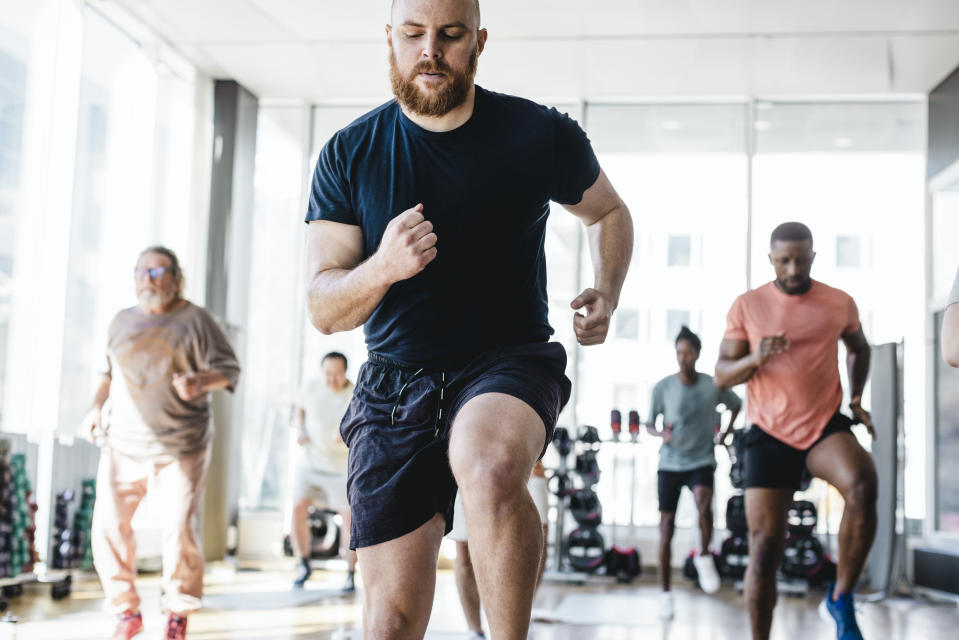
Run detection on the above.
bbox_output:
[306,205,437,334]
[81,374,111,442]
[715,339,761,389]
[715,333,789,389]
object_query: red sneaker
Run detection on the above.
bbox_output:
[165,613,188,640]
[111,611,143,640]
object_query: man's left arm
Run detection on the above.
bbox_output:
[563,169,634,346]
[174,314,242,402]
[841,326,874,438]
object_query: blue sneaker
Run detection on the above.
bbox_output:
[822,582,864,640]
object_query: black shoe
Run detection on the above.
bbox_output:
[341,571,356,593]
[293,558,312,589]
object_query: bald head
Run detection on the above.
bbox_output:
[391,0,481,28]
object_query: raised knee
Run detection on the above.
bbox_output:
[452,447,526,505]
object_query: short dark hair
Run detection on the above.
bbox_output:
[322,351,348,369]
[139,245,184,293]
[770,222,813,247]
[675,326,702,352]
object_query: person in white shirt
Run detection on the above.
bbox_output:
[291,352,356,591]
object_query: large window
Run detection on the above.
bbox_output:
[580,103,749,528]
[239,105,312,511]
[57,7,198,433]
[0,26,27,428]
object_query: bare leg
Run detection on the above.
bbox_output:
[291,498,313,559]
[357,513,445,640]
[448,393,545,640]
[692,485,714,554]
[744,488,793,640]
[535,523,548,590]
[805,432,878,598]
[454,541,484,635]
[340,509,358,574]
[658,511,675,591]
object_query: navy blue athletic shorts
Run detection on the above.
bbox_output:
[339,341,571,550]
[658,465,715,513]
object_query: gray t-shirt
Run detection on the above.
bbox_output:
[103,300,241,458]
[649,372,742,472]
[950,265,959,307]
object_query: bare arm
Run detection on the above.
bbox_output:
[171,370,234,402]
[714,333,789,389]
[293,407,309,445]
[80,374,111,442]
[563,169,634,346]
[943,303,959,368]
[306,205,437,334]
[715,339,759,389]
[841,326,874,436]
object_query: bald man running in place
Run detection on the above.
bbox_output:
[303,1,633,638]
[716,222,876,640]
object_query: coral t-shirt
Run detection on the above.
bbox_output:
[723,280,860,449]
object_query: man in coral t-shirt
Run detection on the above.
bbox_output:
[716,222,876,640]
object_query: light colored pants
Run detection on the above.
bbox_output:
[92,445,210,616]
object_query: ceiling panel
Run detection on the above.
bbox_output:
[96,0,959,99]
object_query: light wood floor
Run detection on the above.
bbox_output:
[8,561,958,639]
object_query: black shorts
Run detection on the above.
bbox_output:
[658,465,714,513]
[340,341,571,550]
[743,412,854,490]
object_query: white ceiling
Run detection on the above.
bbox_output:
[91,0,959,102]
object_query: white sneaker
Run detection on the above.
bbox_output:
[693,553,721,594]
[659,591,674,620]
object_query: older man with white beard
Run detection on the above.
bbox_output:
[82,246,240,640]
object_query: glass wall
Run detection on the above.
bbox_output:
[0,0,205,441]
[238,105,312,511]
[57,7,198,432]
[0,6,31,429]
[579,103,749,529]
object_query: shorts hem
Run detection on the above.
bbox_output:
[350,508,449,551]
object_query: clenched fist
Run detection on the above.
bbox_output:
[570,288,615,346]
[753,331,789,367]
[173,372,203,402]
[373,204,438,285]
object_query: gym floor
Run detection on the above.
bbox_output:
[9,561,958,639]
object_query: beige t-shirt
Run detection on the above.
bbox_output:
[296,379,354,475]
[103,301,241,458]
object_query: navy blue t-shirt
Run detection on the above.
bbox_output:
[306,86,600,368]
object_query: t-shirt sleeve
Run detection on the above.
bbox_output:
[843,294,862,336]
[723,295,748,341]
[719,387,742,411]
[305,133,357,225]
[648,381,664,425]
[949,265,959,307]
[549,109,601,205]
[198,312,242,392]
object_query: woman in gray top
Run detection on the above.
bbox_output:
[647,326,741,618]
